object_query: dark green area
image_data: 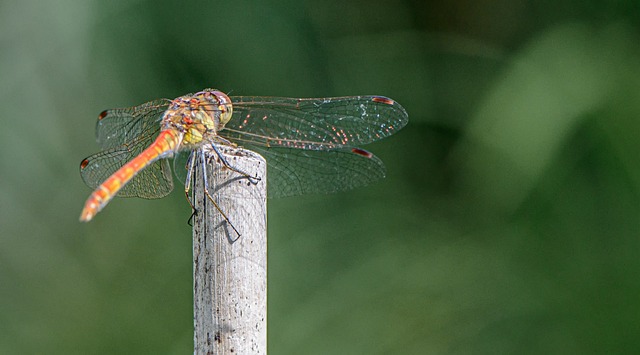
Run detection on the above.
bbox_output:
[2,0,640,353]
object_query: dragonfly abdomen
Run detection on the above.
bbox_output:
[80,129,181,221]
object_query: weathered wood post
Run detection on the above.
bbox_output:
[192,146,267,354]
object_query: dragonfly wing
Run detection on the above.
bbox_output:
[242,145,386,198]
[224,96,408,150]
[80,139,174,199]
[126,158,174,198]
[82,98,175,199]
[95,99,169,149]
[172,150,193,186]
[82,93,205,199]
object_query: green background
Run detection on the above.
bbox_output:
[2,0,640,353]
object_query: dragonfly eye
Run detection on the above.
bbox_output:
[210,90,233,125]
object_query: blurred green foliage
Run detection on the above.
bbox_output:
[2,0,640,353]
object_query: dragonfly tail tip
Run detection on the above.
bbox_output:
[79,210,94,222]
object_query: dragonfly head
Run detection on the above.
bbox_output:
[202,89,233,128]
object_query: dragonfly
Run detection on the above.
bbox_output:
[79,89,408,227]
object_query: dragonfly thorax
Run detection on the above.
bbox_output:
[161,89,233,146]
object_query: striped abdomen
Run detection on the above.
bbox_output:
[79,129,181,222]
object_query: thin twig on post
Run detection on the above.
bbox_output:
[192,145,267,355]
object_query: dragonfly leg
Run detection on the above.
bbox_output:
[184,152,198,226]
[209,143,261,185]
[200,150,242,237]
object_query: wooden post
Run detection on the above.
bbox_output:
[192,145,267,354]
